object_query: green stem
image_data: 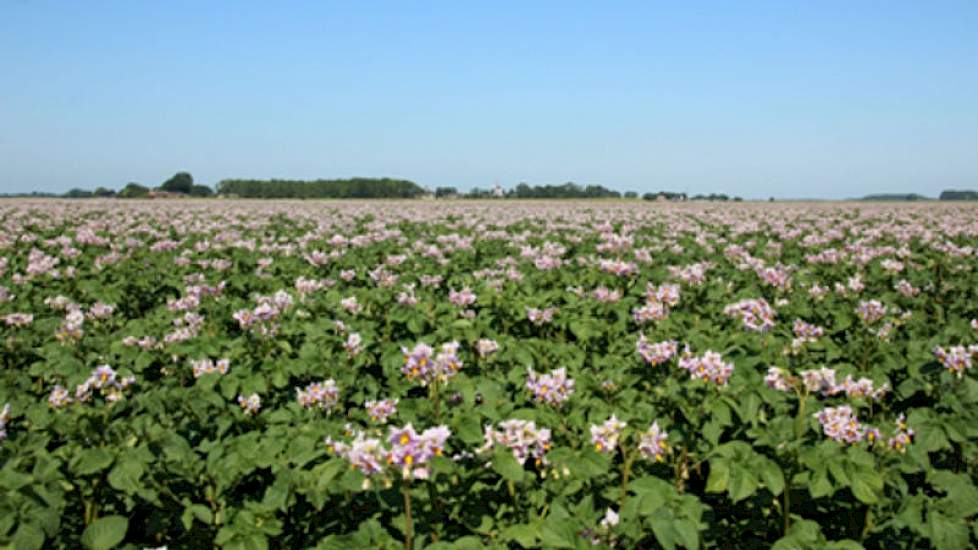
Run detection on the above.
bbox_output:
[402,484,414,550]
[431,383,441,423]
[783,486,790,535]
[619,448,638,509]
[860,506,874,540]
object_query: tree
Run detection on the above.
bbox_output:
[216,178,426,199]
[189,184,213,197]
[435,187,458,198]
[64,188,93,198]
[939,190,978,200]
[118,182,150,198]
[624,191,638,199]
[160,172,194,194]
[93,187,115,197]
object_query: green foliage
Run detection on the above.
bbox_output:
[160,171,194,194]
[216,178,425,198]
[117,182,149,198]
[939,189,978,200]
[0,201,976,548]
[509,182,620,198]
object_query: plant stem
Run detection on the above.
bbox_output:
[860,506,874,540]
[619,448,637,509]
[783,486,790,535]
[431,383,441,422]
[402,484,414,550]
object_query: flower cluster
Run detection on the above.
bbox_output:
[590,416,627,454]
[638,421,669,461]
[325,429,386,477]
[296,380,340,411]
[894,279,919,298]
[327,424,451,480]
[814,405,867,444]
[856,300,887,324]
[678,350,734,386]
[766,367,889,401]
[724,298,776,332]
[238,393,261,415]
[669,262,711,286]
[344,332,363,356]
[475,338,500,358]
[631,283,680,324]
[631,301,668,324]
[792,319,824,340]
[56,308,86,343]
[477,419,552,466]
[50,365,136,407]
[191,358,230,378]
[3,313,33,327]
[448,287,477,307]
[756,265,792,290]
[887,414,914,452]
[591,286,622,304]
[339,296,360,315]
[636,335,678,366]
[526,367,575,406]
[526,306,557,325]
[933,345,974,377]
[598,259,638,277]
[401,341,463,386]
[385,424,451,480]
[365,398,398,423]
[233,290,294,336]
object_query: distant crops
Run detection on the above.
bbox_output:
[1,199,977,549]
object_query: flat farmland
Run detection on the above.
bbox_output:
[1,199,977,549]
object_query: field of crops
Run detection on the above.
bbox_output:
[1,199,977,550]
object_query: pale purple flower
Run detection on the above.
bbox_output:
[887,414,914,452]
[365,398,399,423]
[933,345,972,377]
[724,298,776,332]
[526,306,557,325]
[636,335,678,366]
[856,300,886,324]
[815,405,869,444]
[678,350,734,386]
[238,393,261,415]
[475,338,500,358]
[590,416,627,454]
[477,419,552,466]
[526,367,575,406]
[296,380,340,411]
[638,421,669,462]
[764,367,793,392]
[345,332,363,356]
[449,287,477,307]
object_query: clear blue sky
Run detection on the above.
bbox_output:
[2,1,976,199]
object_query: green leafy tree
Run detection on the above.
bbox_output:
[189,184,213,197]
[117,182,150,198]
[64,188,93,198]
[160,172,194,194]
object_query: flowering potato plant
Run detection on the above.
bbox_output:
[1,199,978,549]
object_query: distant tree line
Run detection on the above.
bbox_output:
[506,182,621,199]
[58,172,213,199]
[939,190,978,201]
[642,191,687,201]
[216,178,425,199]
[859,193,928,201]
